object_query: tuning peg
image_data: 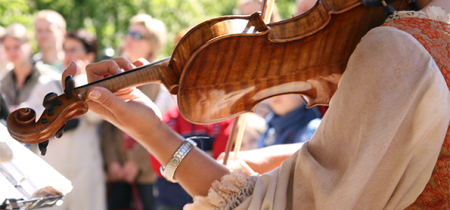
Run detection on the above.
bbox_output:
[381,0,395,18]
[407,0,418,11]
[65,75,75,99]
[38,140,49,156]
[43,92,59,116]
[54,124,66,139]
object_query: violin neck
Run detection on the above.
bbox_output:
[76,57,176,96]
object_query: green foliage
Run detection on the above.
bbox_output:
[276,0,298,19]
[0,0,297,59]
[0,0,35,30]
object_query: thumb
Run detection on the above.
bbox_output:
[87,87,128,117]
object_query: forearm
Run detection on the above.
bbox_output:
[132,119,229,197]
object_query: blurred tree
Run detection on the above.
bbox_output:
[0,0,297,59]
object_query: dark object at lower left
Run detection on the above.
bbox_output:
[38,140,49,156]
[0,196,63,210]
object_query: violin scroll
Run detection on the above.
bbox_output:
[7,88,89,145]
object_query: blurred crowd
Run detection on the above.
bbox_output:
[0,0,321,210]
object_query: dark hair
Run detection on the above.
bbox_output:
[66,29,98,59]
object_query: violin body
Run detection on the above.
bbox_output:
[7,0,411,144]
[176,0,409,123]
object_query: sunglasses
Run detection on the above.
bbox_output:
[126,30,145,40]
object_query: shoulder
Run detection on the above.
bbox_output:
[359,26,426,59]
[340,25,437,91]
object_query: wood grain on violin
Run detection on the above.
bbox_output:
[7,0,410,144]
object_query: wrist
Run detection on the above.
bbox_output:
[160,137,199,183]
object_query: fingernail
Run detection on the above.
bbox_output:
[68,61,76,69]
[128,63,135,69]
[88,90,101,100]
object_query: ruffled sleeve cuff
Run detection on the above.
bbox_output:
[184,159,260,210]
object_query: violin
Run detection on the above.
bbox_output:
[7,0,412,146]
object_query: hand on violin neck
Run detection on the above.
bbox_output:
[85,57,134,83]
[84,58,162,141]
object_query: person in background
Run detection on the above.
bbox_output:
[33,10,66,71]
[257,94,321,148]
[40,29,105,210]
[0,25,11,78]
[101,14,172,210]
[120,13,172,108]
[62,29,97,72]
[0,23,61,115]
[121,14,166,64]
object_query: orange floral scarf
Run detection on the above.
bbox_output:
[383,17,450,209]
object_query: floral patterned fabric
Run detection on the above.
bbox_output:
[383,16,450,209]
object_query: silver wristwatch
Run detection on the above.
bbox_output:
[160,138,197,183]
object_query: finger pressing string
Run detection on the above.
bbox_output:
[111,57,136,71]
[86,60,123,83]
